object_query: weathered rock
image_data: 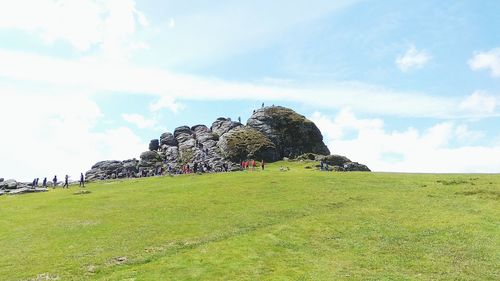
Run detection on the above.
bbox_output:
[321,154,351,166]
[343,162,371,172]
[0,178,4,182]
[140,151,161,162]
[149,139,160,151]
[85,160,126,181]
[174,126,196,151]
[3,179,18,189]
[160,132,177,146]
[123,159,139,174]
[218,127,279,162]
[247,106,330,158]
[163,146,179,163]
[211,118,242,138]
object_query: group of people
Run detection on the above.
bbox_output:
[240,159,265,171]
[31,173,85,189]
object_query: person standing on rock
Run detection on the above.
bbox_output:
[52,175,57,188]
[63,175,69,189]
[79,173,85,187]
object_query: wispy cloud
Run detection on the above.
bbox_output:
[459,91,497,115]
[468,48,500,77]
[149,96,183,113]
[1,49,497,119]
[122,113,157,129]
[395,45,431,72]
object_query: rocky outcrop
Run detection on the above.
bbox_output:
[85,106,369,180]
[247,106,330,158]
[0,178,48,195]
[319,154,371,172]
[85,159,140,181]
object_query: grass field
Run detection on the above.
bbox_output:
[0,161,499,280]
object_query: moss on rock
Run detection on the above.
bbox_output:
[219,127,278,162]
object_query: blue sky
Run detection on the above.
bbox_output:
[0,0,499,180]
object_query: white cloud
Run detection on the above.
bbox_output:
[1,49,497,119]
[468,48,500,77]
[168,18,175,29]
[396,45,431,72]
[310,109,500,173]
[0,0,148,59]
[0,92,146,182]
[122,113,157,129]
[459,91,497,115]
[150,96,183,113]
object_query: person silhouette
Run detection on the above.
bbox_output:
[79,173,85,187]
[63,175,69,189]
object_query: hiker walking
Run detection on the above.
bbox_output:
[63,175,69,189]
[52,175,57,188]
[79,173,85,187]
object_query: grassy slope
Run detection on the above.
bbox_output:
[0,161,498,280]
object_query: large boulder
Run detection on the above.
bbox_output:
[140,151,162,163]
[218,127,278,162]
[160,132,177,146]
[343,162,371,172]
[86,160,125,181]
[321,155,351,166]
[247,106,330,159]
[3,179,18,189]
[149,139,160,151]
[211,118,242,138]
[174,126,196,151]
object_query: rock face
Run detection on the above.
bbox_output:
[218,127,278,162]
[247,106,330,158]
[85,105,369,180]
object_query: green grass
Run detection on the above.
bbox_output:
[0,161,499,280]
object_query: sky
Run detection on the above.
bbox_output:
[0,0,499,181]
